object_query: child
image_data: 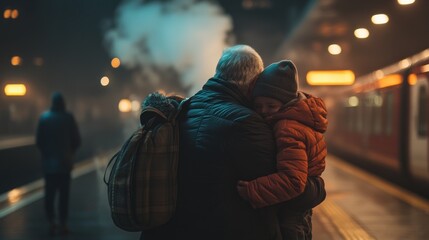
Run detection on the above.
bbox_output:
[237,60,328,240]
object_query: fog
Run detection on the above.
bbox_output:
[105,0,233,95]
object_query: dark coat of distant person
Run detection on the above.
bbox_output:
[36,93,81,174]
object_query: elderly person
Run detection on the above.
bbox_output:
[140,45,325,240]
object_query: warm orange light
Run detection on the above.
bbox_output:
[377,74,403,89]
[408,74,417,86]
[353,85,363,93]
[11,9,19,19]
[7,189,22,204]
[306,70,355,86]
[3,9,11,19]
[4,84,27,96]
[118,99,132,112]
[421,64,429,73]
[11,56,22,66]
[111,58,121,68]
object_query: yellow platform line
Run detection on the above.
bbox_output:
[319,199,375,240]
[328,155,429,214]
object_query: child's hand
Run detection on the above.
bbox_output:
[237,180,249,201]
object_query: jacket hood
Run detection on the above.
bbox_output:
[268,92,328,133]
[50,92,66,112]
[141,92,183,120]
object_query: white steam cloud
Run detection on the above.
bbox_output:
[105,0,233,95]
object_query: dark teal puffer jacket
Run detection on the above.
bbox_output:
[176,77,279,240]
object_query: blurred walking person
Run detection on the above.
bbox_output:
[36,92,81,235]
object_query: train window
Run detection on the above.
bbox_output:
[417,86,427,137]
[385,92,394,136]
[356,102,363,132]
[347,103,360,132]
[343,106,349,131]
[347,107,354,131]
[363,94,373,135]
[339,107,344,130]
[344,96,362,133]
[372,94,383,135]
[353,106,359,132]
[343,98,353,132]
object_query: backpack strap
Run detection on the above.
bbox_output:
[172,97,192,120]
[103,132,136,185]
[139,96,192,128]
[140,107,168,128]
[103,152,119,185]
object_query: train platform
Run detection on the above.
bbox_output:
[1,153,428,240]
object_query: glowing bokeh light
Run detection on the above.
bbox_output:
[371,14,389,24]
[354,28,369,39]
[306,70,355,85]
[118,99,132,112]
[11,9,19,19]
[328,44,342,55]
[100,76,110,86]
[400,59,411,68]
[408,74,417,85]
[374,95,383,107]
[398,0,415,5]
[7,189,22,203]
[348,96,359,107]
[3,9,11,19]
[111,57,121,68]
[4,84,27,96]
[11,56,22,66]
[377,74,403,89]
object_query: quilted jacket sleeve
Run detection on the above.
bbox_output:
[230,112,277,180]
[246,121,308,208]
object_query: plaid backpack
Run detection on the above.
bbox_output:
[104,93,189,231]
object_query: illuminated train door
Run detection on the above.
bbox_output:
[408,73,428,179]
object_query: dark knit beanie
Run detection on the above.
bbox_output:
[252,60,299,104]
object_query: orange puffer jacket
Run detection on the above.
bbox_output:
[246,92,328,208]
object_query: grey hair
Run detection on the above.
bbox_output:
[214,45,264,93]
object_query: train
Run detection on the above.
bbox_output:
[324,48,429,197]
